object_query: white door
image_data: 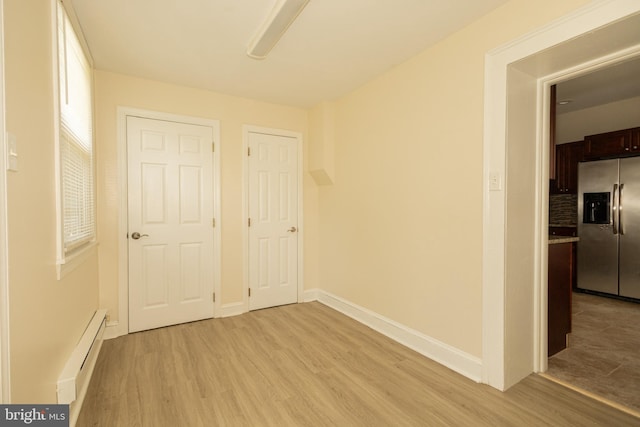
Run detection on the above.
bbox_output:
[128,116,215,332]
[248,131,299,310]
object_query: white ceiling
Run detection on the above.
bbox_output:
[556,56,640,114]
[69,0,508,108]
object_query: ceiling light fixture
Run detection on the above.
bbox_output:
[558,100,572,105]
[247,0,310,60]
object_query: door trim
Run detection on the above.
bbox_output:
[115,107,221,337]
[483,0,640,390]
[243,125,304,312]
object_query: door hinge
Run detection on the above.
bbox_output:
[248,288,251,297]
[213,292,216,302]
[248,147,251,156]
[212,218,216,228]
[248,218,251,227]
[212,142,215,152]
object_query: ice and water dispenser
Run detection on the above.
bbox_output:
[582,192,610,224]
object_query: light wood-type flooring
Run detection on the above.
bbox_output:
[78,302,640,426]
[547,291,640,414]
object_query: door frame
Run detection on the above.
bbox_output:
[115,107,221,336]
[0,0,9,403]
[243,125,304,312]
[482,0,640,390]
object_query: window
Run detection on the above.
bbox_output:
[55,1,95,276]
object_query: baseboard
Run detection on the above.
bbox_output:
[302,288,319,302]
[310,289,483,383]
[104,321,122,340]
[220,302,245,318]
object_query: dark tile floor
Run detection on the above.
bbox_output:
[547,292,640,414]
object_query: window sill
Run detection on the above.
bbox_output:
[57,241,98,280]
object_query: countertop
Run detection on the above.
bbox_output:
[548,235,579,245]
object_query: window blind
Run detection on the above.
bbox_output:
[57,2,95,253]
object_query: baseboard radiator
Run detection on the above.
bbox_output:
[57,309,107,426]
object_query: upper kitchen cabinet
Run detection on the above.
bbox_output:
[552,141,583,194]
[583,127,640,160]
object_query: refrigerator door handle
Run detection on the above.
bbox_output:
[619,183,625,235]
[612,184,618,235]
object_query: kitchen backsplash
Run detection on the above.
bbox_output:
[549,194,578,226]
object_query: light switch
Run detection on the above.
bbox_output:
[7,132,18,172]
[489,171,502,191]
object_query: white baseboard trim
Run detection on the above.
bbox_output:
[302,288,320,302]
[310,289,483,383]
[103,321,123,340]
[220,302,245,318]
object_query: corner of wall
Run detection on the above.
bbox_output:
[308,101,335,185]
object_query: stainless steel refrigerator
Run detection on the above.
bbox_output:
[577,157,640,299]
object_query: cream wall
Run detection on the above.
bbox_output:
[557,96,640,143]
[4,0,99,402]
[94,70,315,321]
[1,0,596,403]
[320,0,589,357]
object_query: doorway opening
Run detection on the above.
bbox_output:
[482,0,640,393]
[116,108,222,337]
[545,57,640,414]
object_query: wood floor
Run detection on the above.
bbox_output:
[78,302,640,426]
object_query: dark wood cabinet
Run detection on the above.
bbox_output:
[549,229,578,291]
[583,127,640,160]
[551,141,583,194]
[548,241,574,357]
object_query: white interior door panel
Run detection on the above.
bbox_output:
[128,116,215,332]
[248,131,299,310]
